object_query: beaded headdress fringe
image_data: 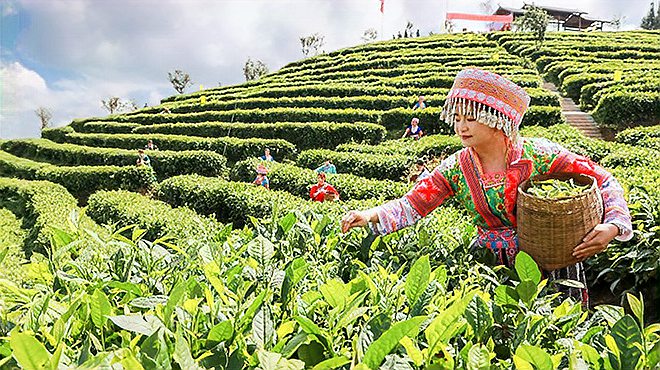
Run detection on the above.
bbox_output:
[440,97,521,141]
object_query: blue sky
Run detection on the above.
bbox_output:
[0,0,651,139]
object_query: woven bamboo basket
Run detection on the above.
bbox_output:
[324,192,339,202]
[517,172,603,271]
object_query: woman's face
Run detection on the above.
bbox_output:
[317,176,325,185]
[453,112,504,148]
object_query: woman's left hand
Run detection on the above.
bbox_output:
[572,223,619,261]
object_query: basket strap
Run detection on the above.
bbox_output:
[504,158,533,226]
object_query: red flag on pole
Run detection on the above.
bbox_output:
[380,0,384,13]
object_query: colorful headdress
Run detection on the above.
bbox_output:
[440,68,531,140]
[256,164,269,175]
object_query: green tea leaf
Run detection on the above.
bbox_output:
[0,246,8,266]
[140,329,171,370]
[512,355,535,370]
[625,293,643,327]
[130,295,169,309]
[173,329,203,370]
[248,235,275,265]
[10,332,51,370]
[515,344,553,370]
[297,340,325,367]
[595,305,625,327]
[108,315,160,336]
[363,316,426,369]
[405,255,430,307]
[647,341,660,369]
[292,316,332,350]
[467,344,491,370]
[515,251,541,285]
[207,321,234,346]
[252,306,275,348]
[279,212,297,234]
[516,280,537,306]
[281,258,309,305]
[238,289,268,330]
[494,285,519,307]
[399,336,423,366]
[90,289,112,328]
[465,295,492,342]
[610,315,642,370]
[426,292,474,356]
[164,279,186,328]
[281,332,309,358]
[311,356,351,370]
[319,278,349,309]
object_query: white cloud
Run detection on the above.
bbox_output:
[0,61,167,139]
[0,61,47,138]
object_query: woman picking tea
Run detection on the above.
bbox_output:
[341,68,632,305]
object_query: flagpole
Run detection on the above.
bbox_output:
[381,12,384,40]
[380,0,384,40]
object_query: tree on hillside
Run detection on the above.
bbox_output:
[641,2,654,29]
[514,5,551,47]
[610,13,625,30]
[399,21,414,38]
[444,20,455,33]
[243,58,269,81]
[641,1,660,29]
[168,69,193,94]
[300,33,325,56]
[35,107,52,130]
[361,28,378,43]
[101,97,137,115]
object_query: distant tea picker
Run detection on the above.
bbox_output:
[341,68,633,306]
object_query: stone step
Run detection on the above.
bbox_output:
[570,124,599,128]
[543,80,606,141]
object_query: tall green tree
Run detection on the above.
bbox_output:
[640,1,657,29]
[243,58,269,81]
[168,70,193,94]
[514,5,551,47]
[300,33,325,56]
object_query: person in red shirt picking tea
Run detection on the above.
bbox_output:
[309,172,339,202]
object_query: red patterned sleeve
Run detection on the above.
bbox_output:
[369,155,457,235]
[549,148,633,242]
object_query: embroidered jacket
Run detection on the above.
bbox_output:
[371,138,633,246]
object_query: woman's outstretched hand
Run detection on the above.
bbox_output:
[341,210,376,233]
[572,223,619,261]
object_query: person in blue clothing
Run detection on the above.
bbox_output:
[402,118,424,140]
[412,95,427,110]
[136,149,151,166]
[253,164,270,190]
[260,148,274,162]
[315,159,337,174]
